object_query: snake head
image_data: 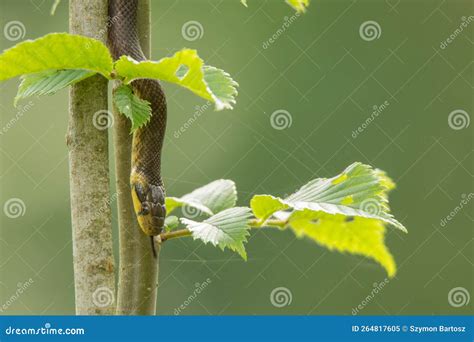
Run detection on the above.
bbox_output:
[131,182,166,236]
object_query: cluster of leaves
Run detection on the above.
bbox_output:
[0,33,238,131]
[0,0,408,278]
[164,163,406,277]
[3,0,310,131]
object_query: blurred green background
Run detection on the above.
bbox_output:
[0,0,472,315]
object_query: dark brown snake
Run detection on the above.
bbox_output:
[108,0,167,249]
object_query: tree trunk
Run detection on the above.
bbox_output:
[112,0,160,315]
[67,0,116,315]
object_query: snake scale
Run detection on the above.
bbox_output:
[108,0,167,249]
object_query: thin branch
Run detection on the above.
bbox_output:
[158,218,288,242]
[112,0,158,315]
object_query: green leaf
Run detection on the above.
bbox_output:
[166,179,237,216]
[286,0,310,12]
[114,49,238,110]
[181,207,253,260]
[241,0,309,12]
[113,84,152,131]
[14,69,94,106]
[0,33,113,82]
[250,162,405,277]
[164,215,179,232]
[251,162,406,232]
[285,209,396,277]
[250,195,289,224]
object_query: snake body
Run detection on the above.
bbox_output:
[108,0,167,237]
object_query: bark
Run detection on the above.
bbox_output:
[67,0,116,315]
[112,0,160,315]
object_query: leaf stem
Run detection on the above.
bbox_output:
[158,218,287,242]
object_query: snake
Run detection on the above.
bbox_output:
[108,0,167,250]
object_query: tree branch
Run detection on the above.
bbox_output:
[112,0,159,315]
[68,0,115,315]
[158,218,288,242]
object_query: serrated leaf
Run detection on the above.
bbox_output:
[0,33,113,81]
[164,215,179,232]
[15,69,94,106]
[287,210,396,277]
[250,195,289,224]
[113,84,152,131]
[115,49,238,110]
[251,162,406,232]
[181,207,253,260]
[166,179,237,216]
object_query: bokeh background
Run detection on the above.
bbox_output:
[0,0,472,315]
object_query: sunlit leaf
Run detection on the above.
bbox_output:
[0,33,113,81]
[181,207,253,260]
[166,179,237,216]
[115,49,238,110]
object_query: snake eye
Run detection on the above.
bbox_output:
[138,202,150,215]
